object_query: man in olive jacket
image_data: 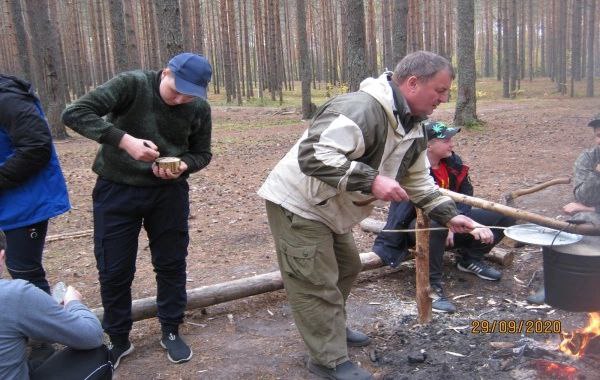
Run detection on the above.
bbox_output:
[258,51,494,380]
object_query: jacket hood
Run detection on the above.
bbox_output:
[0,74,36,99]
[359,73,398,129]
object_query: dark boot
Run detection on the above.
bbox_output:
[345,327,371,347]
[307,358,373,380]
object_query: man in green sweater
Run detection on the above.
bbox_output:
[62,53,212,367]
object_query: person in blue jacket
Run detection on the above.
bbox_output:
[0,74,70,294]
[373,121,515,313]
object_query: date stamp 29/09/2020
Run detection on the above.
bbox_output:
[471,319,562,334]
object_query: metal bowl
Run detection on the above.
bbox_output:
[504,223,583,247]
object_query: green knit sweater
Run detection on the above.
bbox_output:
[62,70,212,186]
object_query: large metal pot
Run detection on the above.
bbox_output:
[543,235,600,312]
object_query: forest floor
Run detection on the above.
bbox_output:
[44,80,600,379]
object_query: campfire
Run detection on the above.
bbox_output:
[532,359,579,379]
[559,312,600,358]
[527,312,600,379]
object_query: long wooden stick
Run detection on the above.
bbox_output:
[381,226,507,233]
[503,177,571,205]
[46,229,94,242]
[439,188,600,236]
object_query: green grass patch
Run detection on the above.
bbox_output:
[214,118,301,132]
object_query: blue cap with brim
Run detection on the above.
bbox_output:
[424,121,461,139]
[168,53,212,99]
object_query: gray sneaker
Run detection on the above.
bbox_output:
[526,288,545,305]
[431,284,456,313]
[457,259,502,281]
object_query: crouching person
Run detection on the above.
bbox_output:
[0,229,112,380]
[373,121,515,313]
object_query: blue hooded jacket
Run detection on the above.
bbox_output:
[0,75,70,230]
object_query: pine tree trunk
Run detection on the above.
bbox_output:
[557,0,567,94]
[123,0,141,70]
[483,0,492,77]
[297,0,312,119]
[22,0,67,139]
[509,0,518,97]
[345,0,368,92]
[454,0,477,127]
[367,0,378,76]
[572,0,583,83]
[586,0,596,96]
[502,0,510,97]
[382,0,393,70]
[392,0,408,64]
[243,0,253,98]
[220,0,233,102]
[109,0,128,73]
[445,0,454,60]
[9,0,33,81]
[437,0,446,57]
[497,0,503,80]
[528,0,534,80]
[154,0,183,62]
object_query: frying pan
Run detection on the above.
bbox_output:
[503,223,582,246]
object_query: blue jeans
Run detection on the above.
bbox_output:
[92,177,189,336]
[5,220,50,294]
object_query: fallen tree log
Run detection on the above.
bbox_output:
[92,251,386,322]
[359,218,386,233]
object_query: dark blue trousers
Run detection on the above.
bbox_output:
[92,177,189,336]
[30,345,112,380]
[407,208,515,284]
[5,220,50,294]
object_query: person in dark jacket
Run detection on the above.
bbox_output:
[61,53,212,367]
[527,113,600,305]
[373,121,515,313]
[0,74,70,294]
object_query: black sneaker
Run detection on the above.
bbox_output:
[160,333,193,363]
[457,259,502,281]
[109,339,134,369]
[431,283,456,313]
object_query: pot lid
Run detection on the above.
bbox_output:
[550,235,600,256]
[504,223,583,247]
